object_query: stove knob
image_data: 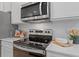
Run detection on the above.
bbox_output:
[48,31,50,33]
[45,31,47,33]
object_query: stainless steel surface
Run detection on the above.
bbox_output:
[0,40,1,57]
[13,43,45,55]
[21,2,38,8]
[13,39,46,56]
[39,2,42,15]
[0,11,11,39]
[14,29,52,56]
[22,15,49,21]
[0,11,13,57]
[21,2,50,22]
[29,29,53,35]
[28,29,52,50]
[47,2,50,19]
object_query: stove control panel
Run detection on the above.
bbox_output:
[29,29,53,35]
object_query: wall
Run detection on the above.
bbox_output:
[18,22,53,32]
[18,19,79,39]
[53,19,79,38]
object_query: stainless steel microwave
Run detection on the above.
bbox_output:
[21,2,50,22]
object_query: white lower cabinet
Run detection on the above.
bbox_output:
[47,51,64,57]
[46,51,72,57]
[1,41,13,57]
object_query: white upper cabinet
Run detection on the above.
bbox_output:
[0,3,3,11]
[0,2,11,12]
[11,2,79,23]
[11,2,26,24]
[50,2,79,21]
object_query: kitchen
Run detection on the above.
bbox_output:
[0,2,79,57]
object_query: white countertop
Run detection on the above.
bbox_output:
[2,38,79,56]
[46,42,79,57]
[0,37,24,43]
[0,37,45,55]
[0,38,13,43]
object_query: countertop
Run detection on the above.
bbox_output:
[0,37,24,43]
[46,42,79,57]
[0,37,45,55]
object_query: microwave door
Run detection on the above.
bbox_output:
[21,2,50,22]
[40,2,48,15]
[38,2,49,19]
[21,2,41,18]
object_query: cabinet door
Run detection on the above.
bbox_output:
[46,51,74,57]
[11,2,26,24]
[1,41,13,57]
[0,3,3,11]
[46,51,66,57]
[0,2,11,12]
[2,2,11,12]
[11,2,22,24]
[51,2,79,21]
[1,46,13,57]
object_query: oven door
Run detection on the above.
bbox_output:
[29,34,52,43]
[21,2,50,21]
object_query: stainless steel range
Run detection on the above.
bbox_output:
[28,29,52,50]
[14,29,52,56]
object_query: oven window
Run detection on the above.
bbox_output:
[29,35,52,43]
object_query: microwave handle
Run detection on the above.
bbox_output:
[39,2,42,15]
